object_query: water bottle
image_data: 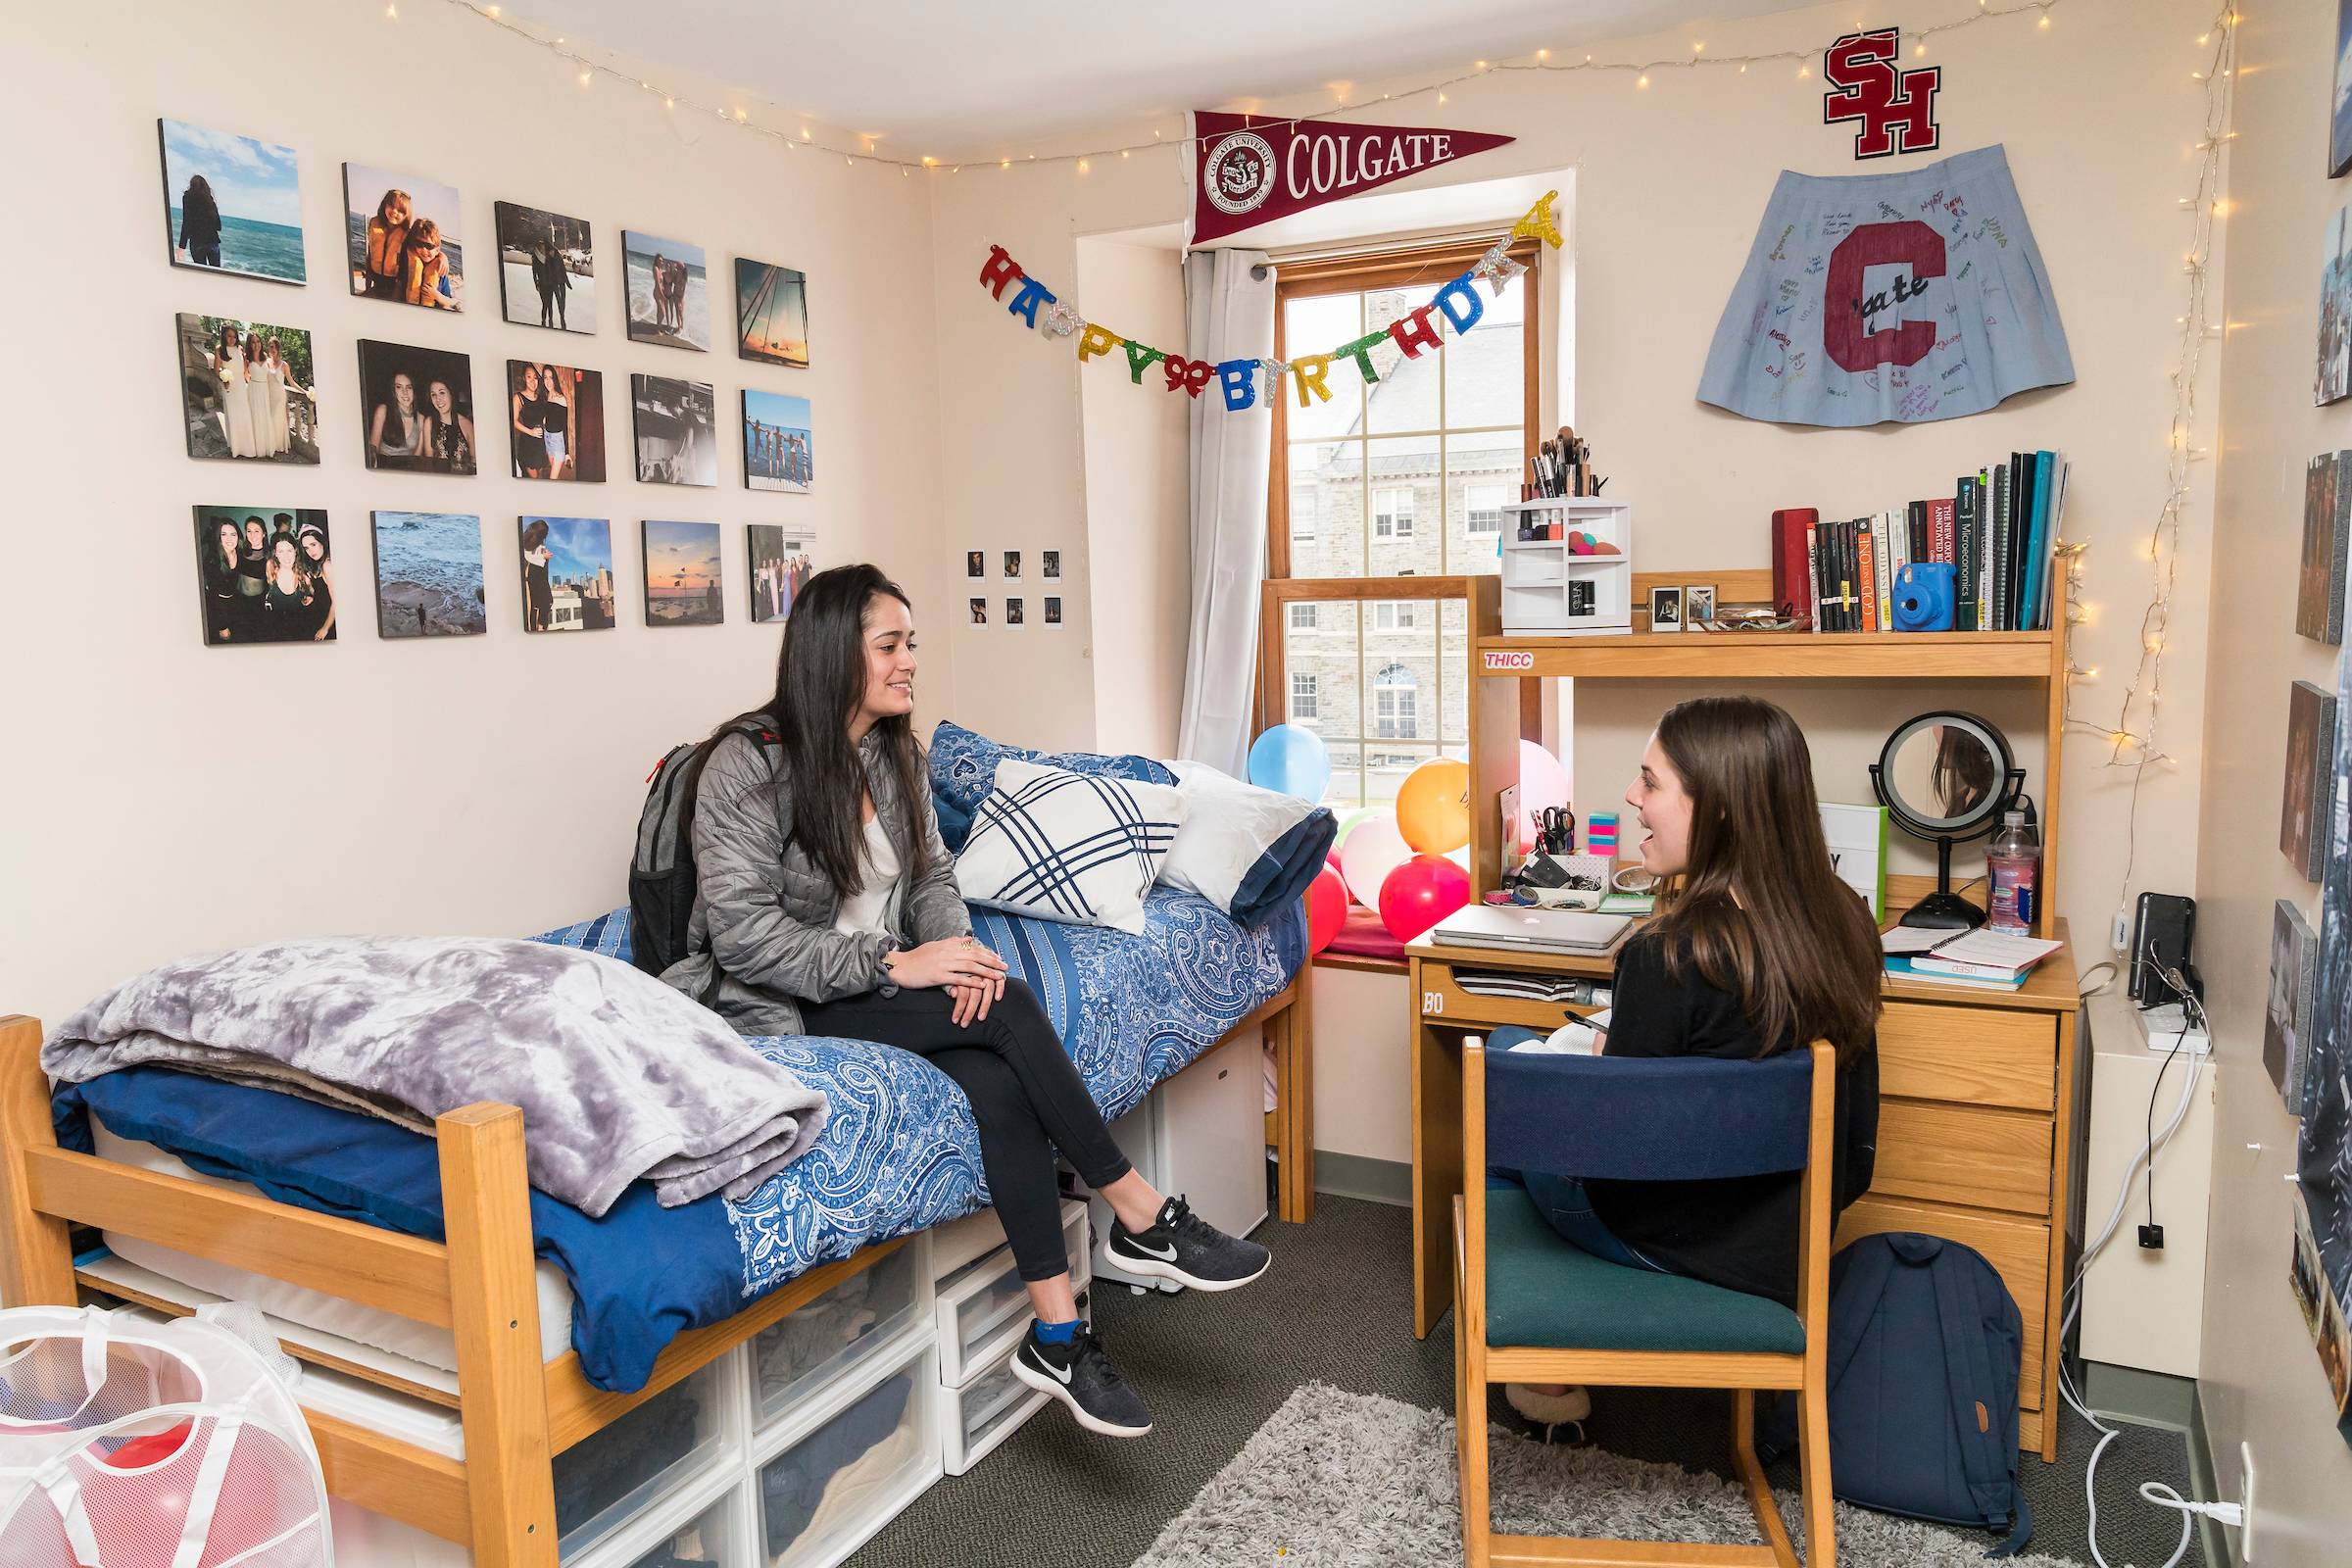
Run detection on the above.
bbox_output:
[1986,810,2039,934]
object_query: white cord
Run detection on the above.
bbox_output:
[2058,966,2208,1568]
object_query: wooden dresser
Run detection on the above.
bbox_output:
[1408,925,2084,1460]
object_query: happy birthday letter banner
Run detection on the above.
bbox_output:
[980,193,1564,414]
[1189,109,1515,245]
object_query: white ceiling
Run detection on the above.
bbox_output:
[518,0,1813,157]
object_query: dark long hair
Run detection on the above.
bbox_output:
[1644,696,1883,1067]
[725,564,928,900]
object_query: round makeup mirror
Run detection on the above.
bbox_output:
[1868,710,2025,929]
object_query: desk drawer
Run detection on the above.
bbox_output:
[1416,961,1603,1032]
[1878,1003,2056,1111]
[1873,1102,2054,1216]
[1838,1196,2048,1414]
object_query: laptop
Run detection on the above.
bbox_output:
[1430,906,1634,956]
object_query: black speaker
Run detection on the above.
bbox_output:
[2128,892,2196,1004]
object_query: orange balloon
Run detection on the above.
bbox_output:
[1395,757,1470,857]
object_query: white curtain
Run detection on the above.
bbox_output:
[1175,248,1275,777]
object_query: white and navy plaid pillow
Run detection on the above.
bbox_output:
[954,758,1187,934]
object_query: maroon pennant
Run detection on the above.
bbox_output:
[1189,110,1516,246]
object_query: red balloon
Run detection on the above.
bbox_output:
[1378,854,1472,944]
[1306,866,1348,955]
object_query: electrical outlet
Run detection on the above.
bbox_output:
[2111,909,2131,952]
[2137,1223,2166,1250]
[2240,1441,2257,1561]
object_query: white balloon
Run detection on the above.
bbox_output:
[1338,812,1412,907]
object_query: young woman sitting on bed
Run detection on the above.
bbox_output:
[1500,695,1883,1438]
[664,563,1269,1440]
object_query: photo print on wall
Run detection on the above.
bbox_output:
[633,374,717,486]
[2274,899,2322,1114]
[643,520,724,626]
[2325,202,2352,407]
[507,361,606,482]
[1003,551,1021,580]
[2333,0,2352,177]
[736,259,808,368]
[359,339,476,473]
[2285,678,2341,883]
[372,512,486,639]
[345,164,464,309]
[2297,555,2352,1452]
[159,120,305,284]
[2306,452,2351,645]
[192,507,334,645]
[969,597,989,627]
[494,201,595,333]
[742,389,812,493]
[624,230,709,350]
[748,524,816,624]
[1043,595,1064,629]
[519,515,615,633]
[966,551,987,582]
[176,315,318,465]
[1005,596,1026,629]
[1042,550,1061,580]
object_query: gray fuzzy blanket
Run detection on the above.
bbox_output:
[44,936,827,1217]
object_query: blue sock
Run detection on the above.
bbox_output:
[1033,1316,1080,1345]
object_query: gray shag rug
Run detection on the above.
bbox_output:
[1134,1383,2086,1568]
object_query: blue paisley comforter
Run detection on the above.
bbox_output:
[54,889,1301,1393]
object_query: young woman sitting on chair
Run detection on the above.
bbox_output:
[1502,695,1884,1437]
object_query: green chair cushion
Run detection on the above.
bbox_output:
[1484,1187,1805,1355]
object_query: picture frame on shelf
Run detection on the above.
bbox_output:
[1685,584,1717,625]
[1647,585,1685,634]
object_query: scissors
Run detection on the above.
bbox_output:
[1537,807,1574,856]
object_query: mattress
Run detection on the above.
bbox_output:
[89,1121,576,1372]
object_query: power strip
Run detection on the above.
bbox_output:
[2133,1004,2211,1054]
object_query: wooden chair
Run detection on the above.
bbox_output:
[1452,1030,1838,1568]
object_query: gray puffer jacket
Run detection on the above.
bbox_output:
[661,724,971,1035]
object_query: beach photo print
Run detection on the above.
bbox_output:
[736,259,808,368]
[643,519,724,627]
[495,201,595,333]
[371,512,486,639]
[158,119,305,284]
[742,390,812,494]
[624,230,710,350]
[345,164,465,309]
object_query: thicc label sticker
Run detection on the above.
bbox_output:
[1483,650,1535,670]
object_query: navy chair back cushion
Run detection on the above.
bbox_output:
[1485,1026,1813,1182]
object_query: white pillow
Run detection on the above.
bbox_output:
[955,758,1189,935]
[1156,760,1318,914]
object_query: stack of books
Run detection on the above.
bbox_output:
[1881,927,2065,992]
[1770,450,2070,633]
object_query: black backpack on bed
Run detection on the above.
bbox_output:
[628,717,775,980]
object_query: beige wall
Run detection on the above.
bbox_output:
[0,0,944,1031]
[2197,2,2352,1559]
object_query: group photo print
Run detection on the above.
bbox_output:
[624,229,709,350]
[747,523,815,625]
[191,506,334,645]
[741,389,812,494]
[158,118,304,284]
[345,163,465,310]
[360,340,477,474]
[735,259,809,368]
[176,314,318,465]
[518,514,615,633]
[371,511,487,640]
[642,519,723,627]
[495,201,595,334]
[633,374,717,486]
[508,361,606,482]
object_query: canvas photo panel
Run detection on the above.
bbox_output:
[176,315,318,465]
[506,361,607,482]
[2284,678,2340,881]
[624,230,710,350]
[345,164,465,309]
[633,375,717,486]
[644,520,723,626]
[192,506,334,645]
[747,523,817,624]
[2325,203,2352,407]
[372,512,486,639]
[736,259,809,367]
[519,516,615,633]
[2334,0,2352,177]
[495,202,595,333]
[742,389,812,494]
[159,120,305,284]
[359,339,476,473]
[2303,452,2351,645]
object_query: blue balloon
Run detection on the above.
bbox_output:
[1248,725,1331,801]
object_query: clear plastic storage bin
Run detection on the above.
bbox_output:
[757,1340,942,1568]
[937,1335,1050,1477]
[932,1201,1088,1385]
[556,1355,737,1561]
[750,1237,931,1430]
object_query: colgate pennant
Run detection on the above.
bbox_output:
[1189,110,1515,245]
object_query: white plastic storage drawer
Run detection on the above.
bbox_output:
[556,1354,738,1562]
[931,1196,1091,1284]
[933,1200,1090,1386]
[600,1485,752,1568]
[938,1337,1049,1477]
[757,1339,942,1568]
[751,1236,932,1430]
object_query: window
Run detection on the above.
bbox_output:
[1290,672,1319,722]
[1289,602,1319,630]
[1371,601,1420,632]
[1466,483,1508,535]
[1374,486,1416,540]
[1373,663,1418,739]
[1290,484,1318,541]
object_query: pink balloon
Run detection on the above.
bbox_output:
[1379,854,1472,943]
[1338,812,1412,907]
[1306,866,1348,955]
[1517,740,1572,854]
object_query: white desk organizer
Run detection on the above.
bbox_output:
[1500,498,1633,637]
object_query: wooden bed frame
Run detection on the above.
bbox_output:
[0,977,1310,1567]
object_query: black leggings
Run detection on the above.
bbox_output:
[801,978,1131,1283]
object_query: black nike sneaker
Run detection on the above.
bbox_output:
[1102,1195,1272,1292]
[1010,1322,1152,1438]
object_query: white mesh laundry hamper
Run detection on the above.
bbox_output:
[0,1303,330,1567]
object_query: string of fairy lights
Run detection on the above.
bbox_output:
[412,0,2071,174]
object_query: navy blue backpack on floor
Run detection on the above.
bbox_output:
[1760,1231,2034,1556]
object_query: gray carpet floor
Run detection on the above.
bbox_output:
[850,1189,2205,1568]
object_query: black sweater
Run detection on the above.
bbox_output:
[1584,931,1878,1307]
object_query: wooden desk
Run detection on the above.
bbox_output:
[1408,923,2083,1460]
